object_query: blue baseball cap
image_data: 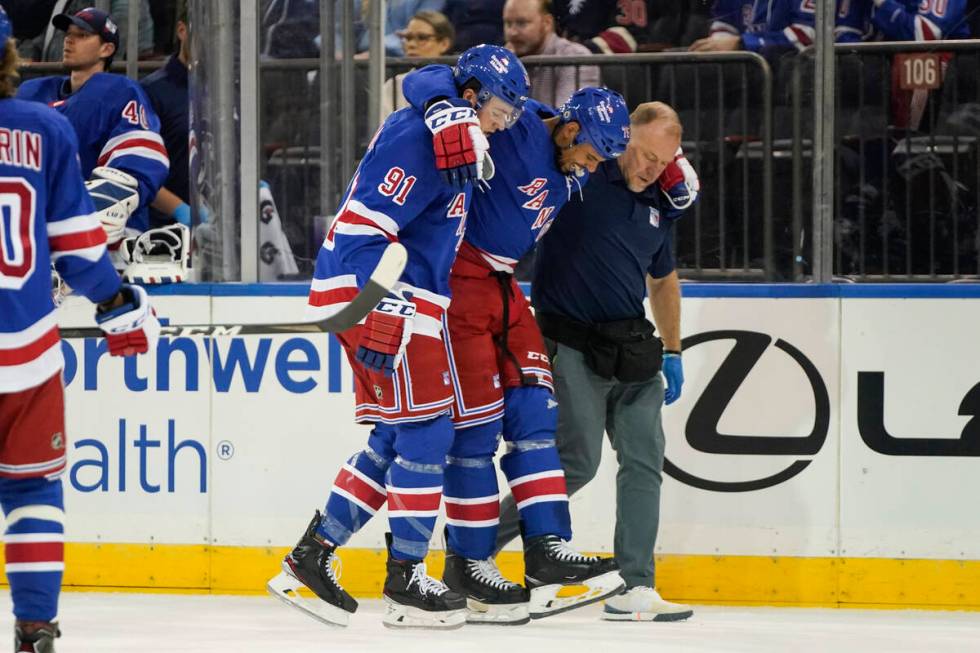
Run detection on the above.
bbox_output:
[52,7,120,50]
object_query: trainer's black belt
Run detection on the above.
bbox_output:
[535,312,663,383]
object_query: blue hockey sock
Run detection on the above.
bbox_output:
[444,420,501,560]
[386,416,453,560]
[500,386,571,541]
[0,477,65,623]
[318,424,395,545]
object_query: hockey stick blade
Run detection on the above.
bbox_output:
[59,242,408,339]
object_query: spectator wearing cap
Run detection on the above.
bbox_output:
[381,10,455,119]
[503,0,599,107]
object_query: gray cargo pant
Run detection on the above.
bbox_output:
[495,338,666,589]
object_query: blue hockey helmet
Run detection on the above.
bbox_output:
[0,5,12,45]
[454,44,529,127]
[558,87,631,159]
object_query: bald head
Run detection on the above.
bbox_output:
[630,101,683,138]
[619,101,683,193]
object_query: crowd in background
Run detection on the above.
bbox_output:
[3,1,979,281]
[256,1,978,60]
[3,1,977,70]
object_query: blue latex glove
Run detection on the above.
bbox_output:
[171,202,192,226]
[662,352,684,405]
[172,202,209,226]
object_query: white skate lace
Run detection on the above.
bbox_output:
[323,551,343,586]
[548,539,599,564]
[466,558,519,590]
[408,562,450,597]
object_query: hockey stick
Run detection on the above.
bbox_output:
[59,242,408,339]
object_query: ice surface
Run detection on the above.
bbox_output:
[2,592,978,653]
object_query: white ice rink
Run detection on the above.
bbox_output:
[3,592,978,653]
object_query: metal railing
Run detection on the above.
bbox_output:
[20,41,976,283]
[262,52,775,280]
[789,40,980,281]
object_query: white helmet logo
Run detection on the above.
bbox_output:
[490,55,509,74]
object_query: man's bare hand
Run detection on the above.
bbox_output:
[689,34,741,52]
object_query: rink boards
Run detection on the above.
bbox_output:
[7,283,980,609]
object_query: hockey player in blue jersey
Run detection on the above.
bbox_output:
[395,71,637,623]
[0,10,160,652]
[266,45,529,631]
[16,7,169,247]
[689,0,816,54]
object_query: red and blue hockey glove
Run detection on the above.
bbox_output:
[424,99,489,191]
[662,351,684,405]
[355,293,416,376]
[659,148,700,211]
[95,283,161,356]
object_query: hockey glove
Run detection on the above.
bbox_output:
[95,283,161,356]
[662,351,684,405]
[86,166,140,244]
[424,99,489,191]
[659,148,700,212]
[355,292,416,376]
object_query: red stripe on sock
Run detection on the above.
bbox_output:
[5,541,64,564]
[510,475,567,505]
[334,467,386,510]
[444,500,499,522]
[387,490,441,512]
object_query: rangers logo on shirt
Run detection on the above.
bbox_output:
[649,206,661,227]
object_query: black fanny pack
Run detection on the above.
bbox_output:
[536,312,663,383]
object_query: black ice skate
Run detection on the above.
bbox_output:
[382,533,466,630]
[443,542,529,626]
[523,534,625,619]
[15,621,59,653]
[267,510,358,627]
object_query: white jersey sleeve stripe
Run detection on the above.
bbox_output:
[309,274,359,293]
[332,223,393,239]
[50,243,106,262]
[46,212,101,236]
[99,129,165,155]
[101,146,171,169]
[344,200,400,237]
